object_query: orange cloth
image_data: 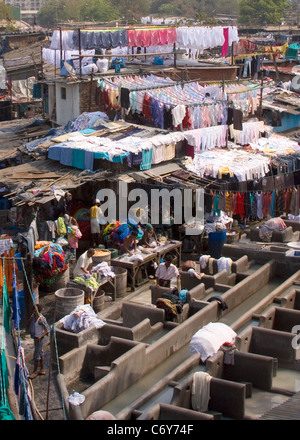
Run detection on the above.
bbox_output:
[0,249,19,297]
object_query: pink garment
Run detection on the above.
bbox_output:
[150,29,160,46]
[127,29,137,47]
[222,27,229,57]
[139,30,151,47]
[262,192,272,217]
[127,28,177,47]
[158,29,168,45]
[68,226,82,249]
[202,107,211,128]
[166,28,177,44]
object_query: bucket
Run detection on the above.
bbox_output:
[54,287,85,321]
[208,231,227,259]
[92,289,105,313]
[113,267,127,298]
[107,248,118,259]
[92,249,111,265]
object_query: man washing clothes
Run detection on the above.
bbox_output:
[155,253,180,288]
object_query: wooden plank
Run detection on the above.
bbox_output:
[10,172,62,179]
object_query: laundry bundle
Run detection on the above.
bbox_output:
[73,274,100,293]
[60,304,106,333]
[33,243,67,288]
[190,322,237,362]
[91,262,115,279]
[102,221,121,243]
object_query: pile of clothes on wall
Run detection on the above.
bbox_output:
[32,242,68,288]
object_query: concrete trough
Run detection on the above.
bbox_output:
[56,259,298,420]
[52,301,166,359]
[135,402,214,420]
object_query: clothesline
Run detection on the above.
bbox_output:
[50,26,238,51]
[0,257,27,260]
[101,76,263,94]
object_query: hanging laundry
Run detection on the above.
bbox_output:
[233,109,243,131]
[120,87,130,109]
[255,192,264,219]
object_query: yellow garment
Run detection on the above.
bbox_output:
[57,217,66,235]
[218,167,233,179]
[90,205,99,219]
[225,192,232,213]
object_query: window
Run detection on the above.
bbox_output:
[61,87,66,100]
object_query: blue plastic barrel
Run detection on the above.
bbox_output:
[208,231,227,259]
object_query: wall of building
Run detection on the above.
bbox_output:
[265,110,300,133]
[55,81,80,126]
[45,83,55,121]
[79,80,101,115]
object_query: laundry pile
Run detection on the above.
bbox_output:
[91,261,115,279]
[73,274,99,293]
[33,243,67,288]
[199,255,232,275]
[190,322,237,362]
[60,304,106,333]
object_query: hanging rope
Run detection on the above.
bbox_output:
[51,324,67,420]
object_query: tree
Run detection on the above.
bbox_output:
[78,0,118,22]
[239,0,289,25]
[150,0,239,20]
[110,0,150,20]
[37,0,118,27]
[0,1,13,20]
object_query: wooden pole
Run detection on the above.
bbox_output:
[78,28,82,78]
[59,27,63,64]
[24,252,33,332]
[173,43,177,68]
[271,47,280,82]
[259,69,264,118]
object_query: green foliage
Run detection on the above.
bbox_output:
[150,0,239,19]
[110,0,150,20]
[0,1,13,20]
[157,3,181,16]
[37,0,119,27]
[239,0,289,25]
[195,13,218,25]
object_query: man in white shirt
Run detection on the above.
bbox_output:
[73,248,95,278]
[155,253,180,288]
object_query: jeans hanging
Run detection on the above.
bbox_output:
[243,57,251,78]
